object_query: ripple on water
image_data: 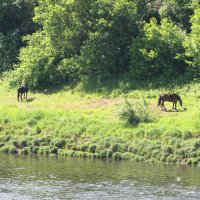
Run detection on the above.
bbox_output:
[0,155,200,199]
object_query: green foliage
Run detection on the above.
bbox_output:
[9,146,18,154]
[129,18,187,80]
[52,139,66,149]
[1,0,200,89]
[117,99,155,125]
[117,100,140,125]
[0,0,38,72]
[159,0,193,31]
[21,147,29,155]
[88,144,97,153]
[184,7,200,77]
[80,0,138,77]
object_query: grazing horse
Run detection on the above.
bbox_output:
[17,83,28,101]
[157,93,182,111]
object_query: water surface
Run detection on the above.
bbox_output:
[0,154,200,199]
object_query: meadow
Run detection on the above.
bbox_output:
[1,78,200,166]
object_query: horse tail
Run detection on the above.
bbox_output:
[179,96,183,107]
[157,96,162,107]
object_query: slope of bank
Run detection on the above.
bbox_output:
[1,80,200,166]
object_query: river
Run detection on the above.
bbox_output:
[0,154,200,199]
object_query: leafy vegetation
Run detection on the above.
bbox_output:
[1,0,200,166]
[0,80,200,166]
[1,0,200,88]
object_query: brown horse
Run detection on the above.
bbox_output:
[157,93,182,111]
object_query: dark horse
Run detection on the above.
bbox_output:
[17,83,28,101]
[157,93,182,111]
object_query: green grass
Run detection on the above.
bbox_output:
[1,79,200,166]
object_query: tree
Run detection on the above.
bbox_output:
[80,0,139,78]
[0,0,38,72]
[129,18,187,80]
[159,0,193,31]
[184,7,200,76]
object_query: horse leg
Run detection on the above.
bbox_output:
[17,92,20,101]
[175,102,177,111]
[162,101,167,111]
[161,101,164,111]
[21,93,23,101]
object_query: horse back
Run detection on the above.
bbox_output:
[161,93,179,102]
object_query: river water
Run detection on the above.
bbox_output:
[0,154,200,200]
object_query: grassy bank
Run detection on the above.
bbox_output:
[1,79,200,166]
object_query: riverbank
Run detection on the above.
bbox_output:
[1,80,200,166]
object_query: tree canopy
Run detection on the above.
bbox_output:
[1,0,200,88]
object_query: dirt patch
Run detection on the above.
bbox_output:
[13,98,123,110]
[76,98,122,109]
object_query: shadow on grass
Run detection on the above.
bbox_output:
[25,72,195,95]
[32,84,72,95]
[75,72,195,94]
[164,108,187,112]
[26,97,36,102]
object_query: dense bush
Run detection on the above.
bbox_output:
[129,18,187,80]
[117,99,155,125]
[3,0,198,88]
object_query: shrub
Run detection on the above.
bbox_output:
[40,136,51,146]
[100,150,108,158]
[35,127,42,134]
[113,152,122,160]
[12,140,20,148]
[27,118,37,126]
[21,147,29,155]
[104,141,111,148]
[194,140,200,148]
[0,143,5,148]
[20,140,28,148]
[128,145,138,154]
[1,117,10,125]
[160,154,167,162]
[117,99,155,125]
[163,128,182,139]
[32,146,40,154]
[80,144,89,152]
[38,146,50,155]
[9,147,18,154]
[193,159,198,166]
[117,100,139,125]
[50,147,58,154]
[187,159,193,166]
[53,139,66,149]
[0,145,10,153]
[162,146,173,155]
[106,150,113,158]
[88,144,97,153]
[3,135,11,142]
[123,152,134,160]
[33,138,40,146]
[111,143,121,153]
[145,128,162,140]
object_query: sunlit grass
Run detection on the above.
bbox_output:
[1,79,200,165]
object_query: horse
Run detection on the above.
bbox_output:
[17,83,28,101]
[157,93,182,111]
